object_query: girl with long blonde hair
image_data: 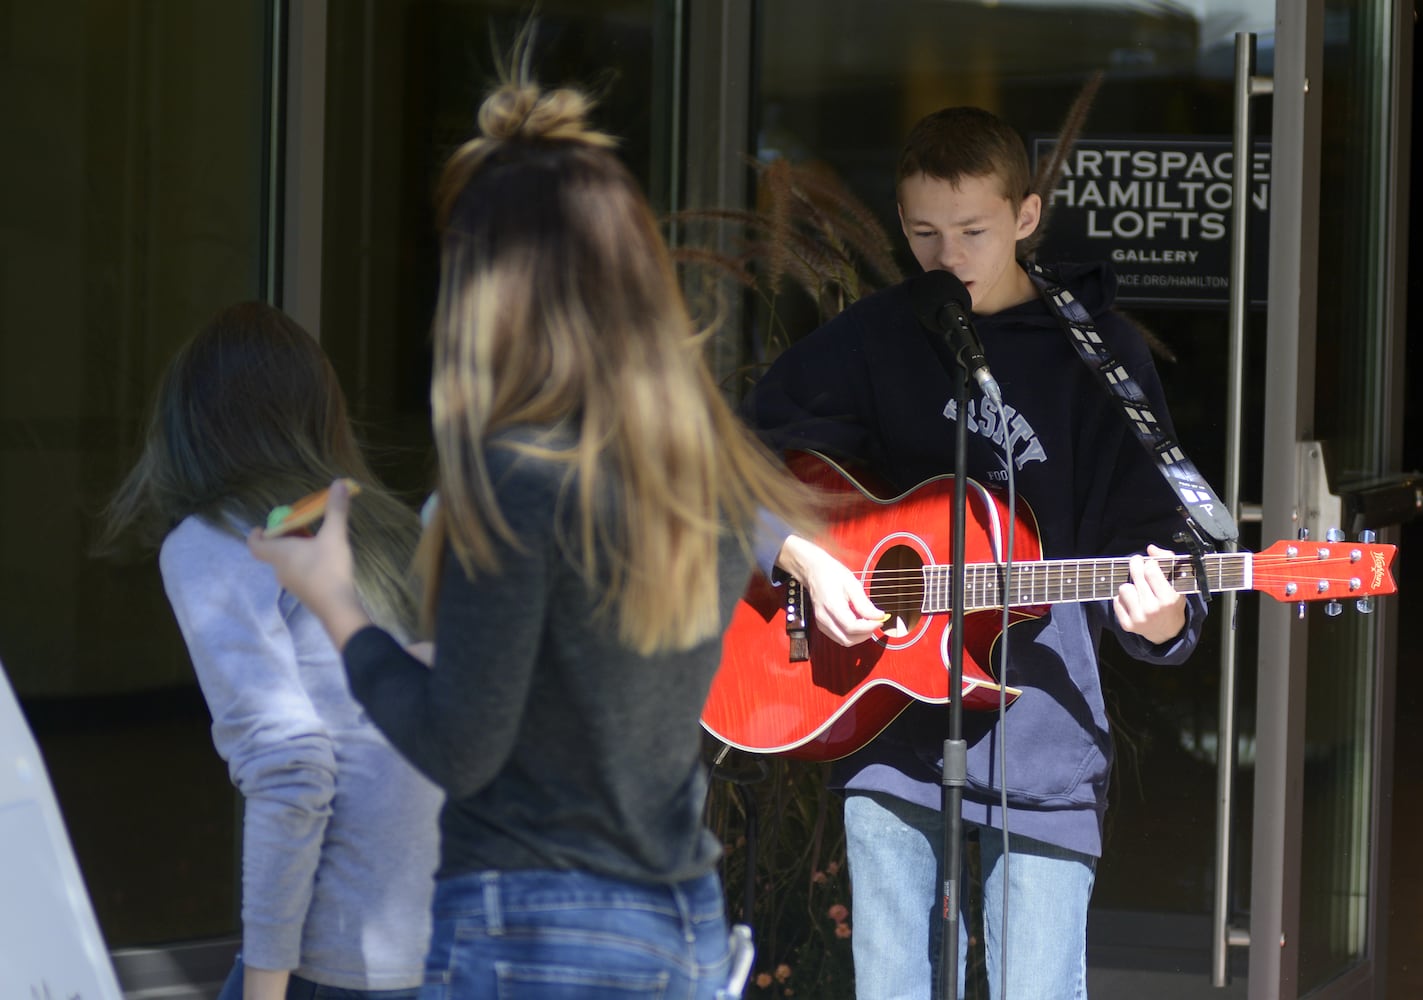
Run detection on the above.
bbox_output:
[250,75,814,998]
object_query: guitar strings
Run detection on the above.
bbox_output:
[836,552,1383,609]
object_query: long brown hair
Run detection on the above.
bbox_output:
[101,301,421,637]
[421,78,816,654]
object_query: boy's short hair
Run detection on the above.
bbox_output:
[897,107,1032,207]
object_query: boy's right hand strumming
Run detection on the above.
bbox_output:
[775,534,887,647]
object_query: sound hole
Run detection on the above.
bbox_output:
[869,544,924,638]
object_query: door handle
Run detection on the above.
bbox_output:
[1212,30,1273,988]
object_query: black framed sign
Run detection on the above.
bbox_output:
[1030,136,1270,309]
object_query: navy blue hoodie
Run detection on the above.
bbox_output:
[743,261,1206,857]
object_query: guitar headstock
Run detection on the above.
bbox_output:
[1253,533,1398,615]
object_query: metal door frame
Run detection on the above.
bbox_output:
[1248,1,1412,997]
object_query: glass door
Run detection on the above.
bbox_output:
[730,0,1407,995]
[742,1,1276,993]
[1247,1,1410,997]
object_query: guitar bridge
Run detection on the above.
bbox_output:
[783,575,810,662]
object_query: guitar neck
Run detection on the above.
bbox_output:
[924,552,1252,613]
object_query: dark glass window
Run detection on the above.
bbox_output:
[2,1,273,946]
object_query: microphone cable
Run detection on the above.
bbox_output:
[995,431,1016,1000]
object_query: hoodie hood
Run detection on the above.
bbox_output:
[1044,259,1119,315]
[972,258,1119,331]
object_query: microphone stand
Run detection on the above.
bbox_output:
[935,362,972,1000]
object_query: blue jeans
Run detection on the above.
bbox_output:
[420,869,735,999]
[216,957,421,1000]
[843,791,1096,1000]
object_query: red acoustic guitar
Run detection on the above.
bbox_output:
[702,451,1399,762]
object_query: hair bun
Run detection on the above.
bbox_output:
[478,83,616,149]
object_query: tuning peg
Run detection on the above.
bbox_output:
[1356,597,1375,615]
[1326,527,1345,542]
[1297,601,1306,620]
[1325,600,1343,617]
[1359,529,1377,543]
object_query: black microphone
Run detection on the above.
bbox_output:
[909,269,1002,405]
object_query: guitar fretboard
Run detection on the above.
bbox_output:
[923,553,1253,614]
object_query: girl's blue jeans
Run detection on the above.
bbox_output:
[419,868,736,999]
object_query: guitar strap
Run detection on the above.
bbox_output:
[1024,260,1239,547]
